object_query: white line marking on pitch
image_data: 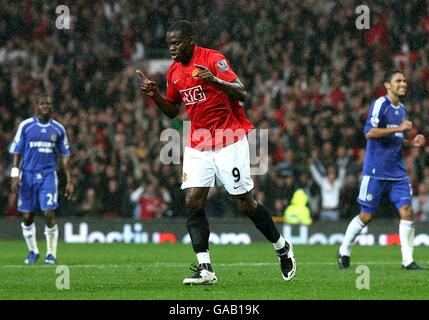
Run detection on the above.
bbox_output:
[3,261,425,268]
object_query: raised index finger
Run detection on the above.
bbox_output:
[136,69,148,80]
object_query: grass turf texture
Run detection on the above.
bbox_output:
[0,241,428,300]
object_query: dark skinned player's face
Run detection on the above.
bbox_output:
[36,97,53,120]
[166,30,195,63]
[385,73,407,97]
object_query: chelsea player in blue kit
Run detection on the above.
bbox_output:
[338,70,427,270]
[9,94,74,265]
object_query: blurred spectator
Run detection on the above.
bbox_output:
[102,179,125,217]
[130,178,171,219]
[79,187,103,217]
[340,175,360,219]
[261,169,295,216]
[309,153,346,221]
[283,189,312,225]
[4,192,19,218]
[412,182,429,222]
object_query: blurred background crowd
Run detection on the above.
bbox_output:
[1,0,429,222]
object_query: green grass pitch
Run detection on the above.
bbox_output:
[0,240,428,300]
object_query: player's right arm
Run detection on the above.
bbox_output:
[365,120,412,139]
[11,153,22,193]
[136,69,180,119]
[9,120,28,193]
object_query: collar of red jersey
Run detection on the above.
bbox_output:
[180,45,200,67]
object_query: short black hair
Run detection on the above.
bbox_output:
[384,69,404,83]
[36,93,52,104]
[167,20,196,37]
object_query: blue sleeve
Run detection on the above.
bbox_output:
[9,123,26,154]
[364,99,388,135]
[57,126,70,156]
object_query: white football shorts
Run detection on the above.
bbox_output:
[181,135,254,195]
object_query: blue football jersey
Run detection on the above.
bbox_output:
[362,96,407,180]
[9,117,70,172]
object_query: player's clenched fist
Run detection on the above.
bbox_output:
[399,120,412,132]
[136,69,159,97]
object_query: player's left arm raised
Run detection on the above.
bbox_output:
[194,64,247,101]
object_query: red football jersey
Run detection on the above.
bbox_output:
[166,45,253,150]
[139,195,164,219]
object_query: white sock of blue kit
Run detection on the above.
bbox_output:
[45,224,59,257]
[339,215,366,257]
[399,220,415,266]
[22,222,39,254]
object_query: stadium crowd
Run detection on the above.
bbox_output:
[1,0,429,221]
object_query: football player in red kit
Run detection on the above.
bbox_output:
[137,20,295,285]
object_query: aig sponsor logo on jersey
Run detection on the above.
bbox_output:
[179,85,207,105]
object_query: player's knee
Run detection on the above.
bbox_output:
[359,212,373,224]
[237,200,252,214]
[22,213,34,226]
[233,194,257,214]
[185,196,205,213]
[44,211,56,227]
[400,205,413,220]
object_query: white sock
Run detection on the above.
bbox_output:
[399,220,415,266]
[196,251,211,265]
[21,222,39,254]
[272,235,287,251]
[339,215,366,256]
[45,224,59,257]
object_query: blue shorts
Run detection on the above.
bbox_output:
[357,176,412,214]
[18,171,58,212]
